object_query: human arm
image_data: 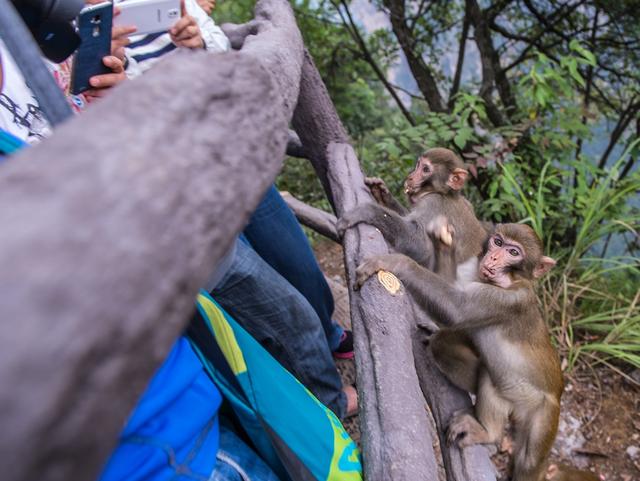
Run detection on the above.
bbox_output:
[173,0,230,52]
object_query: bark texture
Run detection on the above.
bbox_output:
[2,0,500,479]
[280,192,339,242]
[292,51,442,481]
[292,49,497,481]
[0,1,302,480]
[414,341,498,481]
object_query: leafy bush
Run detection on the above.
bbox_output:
[219,0,639,374]
[500,144,640,376]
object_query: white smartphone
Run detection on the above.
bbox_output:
[113,0,181,36]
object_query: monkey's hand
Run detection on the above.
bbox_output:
[354,254,407,291]
[426,215,454,247]
[416,321,438,340]
[335,215,354,238]
[336,204,376,237]
[364,177,391,205]
[447,411,487,447]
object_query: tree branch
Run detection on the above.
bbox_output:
[408,0,432,33]
[449,2,470,106]
[466,0,512,125]
[574,9,600,162]
[597,98,640,170]
[280,192,339,242]
[619,120,639,181]
[382,0,447,113]
[333,0,417,126]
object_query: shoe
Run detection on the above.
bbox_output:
[333,330,354,359]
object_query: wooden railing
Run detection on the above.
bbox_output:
[0,1,495,480]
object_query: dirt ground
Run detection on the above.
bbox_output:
[313,238,640,481]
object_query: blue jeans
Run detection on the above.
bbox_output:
[211,239,346,419]
[243,186,344,351]
[209,425,279,481]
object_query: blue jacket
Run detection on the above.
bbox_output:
[99,337,222,481]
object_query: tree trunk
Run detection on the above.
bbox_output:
[292,48,498,481]
[382,0,447,113]
[0,2,303,480]
[280,192,340,242]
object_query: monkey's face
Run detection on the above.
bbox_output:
[404,157,439,203]
[481,225,557,285]
[404,155,469,203]
[478,233,524,288]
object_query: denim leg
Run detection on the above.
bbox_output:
[211,239,346,418]
[243,185,344,351]
[208,425,280,481]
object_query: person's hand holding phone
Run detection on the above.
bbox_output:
[83,1,136,61]
[111,7,137,60]
[169,0,204,49]
[85,55,127,100]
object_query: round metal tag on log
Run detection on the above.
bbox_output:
[377,270,401,294]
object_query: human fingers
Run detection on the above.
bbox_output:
[169,15,192,37]
[102,55,125,73]
[112,25,136,43]
[172,23,199,42]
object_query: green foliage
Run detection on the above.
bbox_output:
[216,1,640,374]
[362,93,489,198]
[294,1,393,138]
[213,0,254,23]
[500,144,640,373]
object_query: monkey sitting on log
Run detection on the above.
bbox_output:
[336,148,487,281]
[354,223,562,481]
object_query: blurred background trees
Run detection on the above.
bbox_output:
[215,0,639,376]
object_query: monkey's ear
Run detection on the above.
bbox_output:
[533,256,556,278]
[545,464,558,480]
[447,168,468,191]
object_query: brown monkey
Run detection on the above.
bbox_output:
[545,463,602,481]
[337,148,486,280]
[354,223,562,481]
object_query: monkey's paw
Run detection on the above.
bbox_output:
[354,258,386,290]
[364,177,391,205]
[335,215,353,237]
[446,412,483,448]
[427,215,455,247]
[416,321,438,342]
[336,209,364,237]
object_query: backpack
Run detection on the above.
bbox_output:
[188,290,362,481]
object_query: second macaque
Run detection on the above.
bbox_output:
[337,148,486,281]
[355,223,561,481]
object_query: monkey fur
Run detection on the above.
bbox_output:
[355,223,562,481]
[545,463,602,481]
[337,148,487,280]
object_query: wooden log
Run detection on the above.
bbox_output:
[292,50,498,481]
[414,341,498,481]
[280,192,339,242]
[292,50,442,481]
[0,1,303,480]
[286,129,308,158]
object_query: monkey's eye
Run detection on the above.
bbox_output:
[422,165,430,174]
[494,237,503,247]
[508,248,519,257]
